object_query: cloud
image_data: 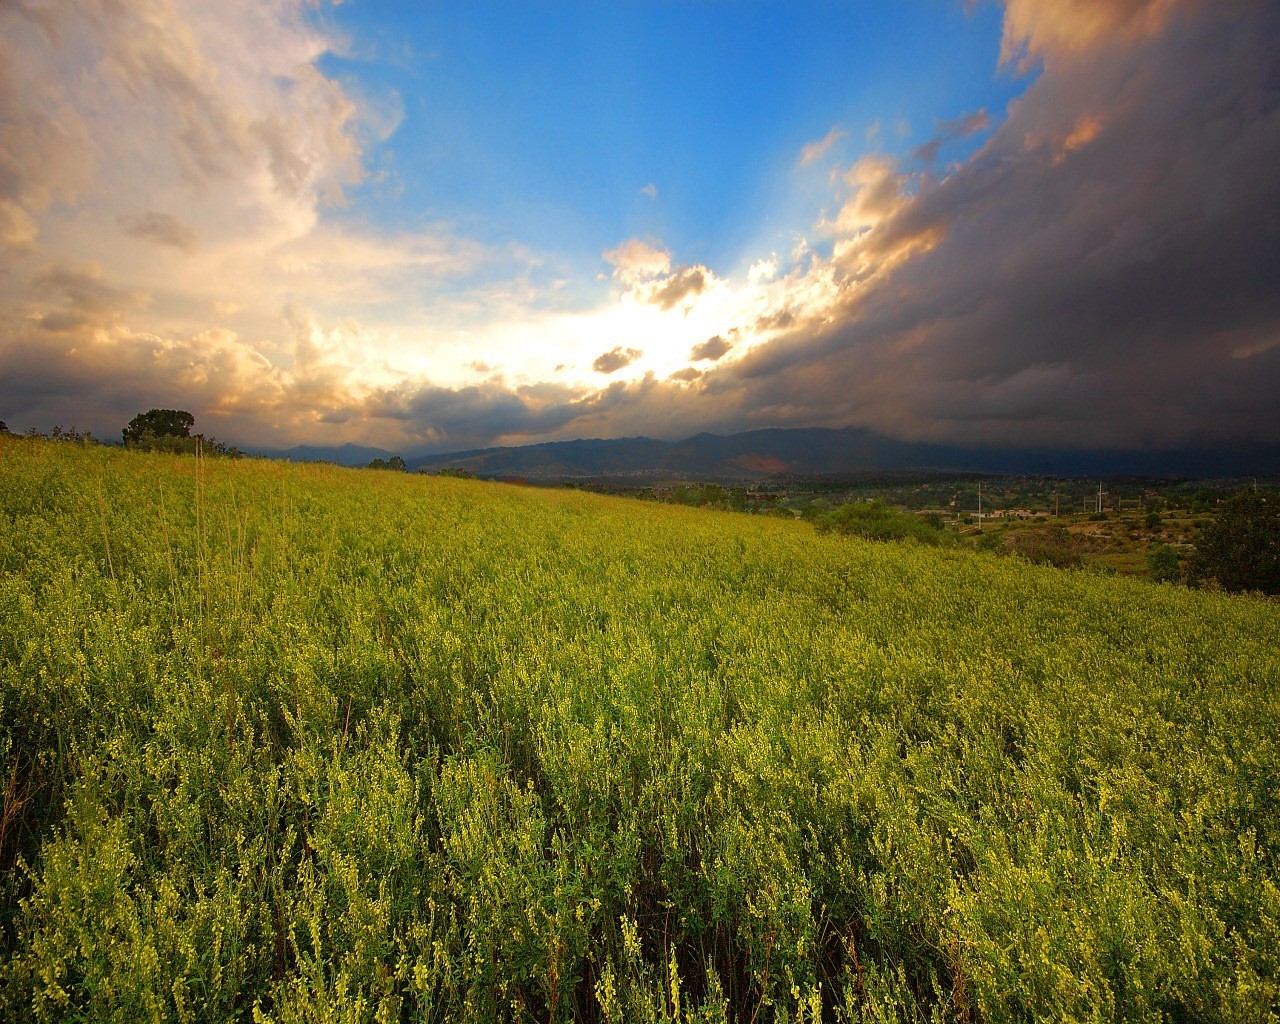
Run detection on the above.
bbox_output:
[30,262,138,333]
[603,238,671,284]
[690,335,732,362]
[800,127,846,166]
[639,182,658,199]
[755,310,796,332]
[118,211,199,252]
[998,0,1183,69]
[710,0,1280,452]
[748,258,778,286]
[2,0,1277,462]
[0,200,39,248]
[646,266,708,310]
[832,155,911,235]
[0,0,502,422]
[911,109,990,164]
[593,346,643,374]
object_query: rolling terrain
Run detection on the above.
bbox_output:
[1,436,1278,1022]
[405,428,1280,482]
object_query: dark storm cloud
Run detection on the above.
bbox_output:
[355,372,738,452]
[362,379,587,448]
[592,346,643,374]
[718,0,1280,452]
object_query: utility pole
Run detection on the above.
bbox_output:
[1098,481,1103,514]
[978,482,983,533]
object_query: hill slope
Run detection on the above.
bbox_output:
[407,426,1280,480]
[2,437,1278,1021]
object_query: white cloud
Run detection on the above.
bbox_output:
[748,257,778,286]
[602,238,672,284]
[799,127,846,166]
[999,0,1181,69]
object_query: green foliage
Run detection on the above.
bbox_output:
[810,500,953,546]
[667,484,744,512]
[123,408,196,444]
[366,456,407,472]
[1190,492,1280,594]
[120,409,241,458]
[1005,526,1083,568]
[1147,544,1182,584]
[1,435,1279,1022]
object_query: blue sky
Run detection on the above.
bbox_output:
[3,0,1278,457]
[322,1,1017,281]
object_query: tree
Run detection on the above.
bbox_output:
[1147,544,1181,584]
[1189,492,1280,594]
[123,409,195,446]
[118,409,240,457]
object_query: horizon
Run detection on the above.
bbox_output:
[239,425,1280,480]
[2,1,1278,459]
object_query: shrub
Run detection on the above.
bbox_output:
[1147,544,1182,584]
[1006,526,1083,568]
[811,500,953,546]
[1190,492,1280,594]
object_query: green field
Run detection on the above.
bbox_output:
[2,437,1278,1023]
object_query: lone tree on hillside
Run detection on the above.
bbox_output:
[122,409,194,446]
[1190,492,1280,594]
[120,409,241,457]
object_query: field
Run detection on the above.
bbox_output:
[1,437,1279,1023]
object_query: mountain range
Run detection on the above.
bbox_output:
[402,428,1280,481]
[245,442,399,466]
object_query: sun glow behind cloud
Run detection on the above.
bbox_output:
[0,0,860,450]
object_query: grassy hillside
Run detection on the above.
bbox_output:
[1,437,1278,1023]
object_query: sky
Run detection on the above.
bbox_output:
[2,0,1279,457]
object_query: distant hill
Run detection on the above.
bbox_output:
[406,427,1280,480]
[246,442,399,466]
[405,429,947,480]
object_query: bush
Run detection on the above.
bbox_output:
[1006,526,1083,568]
[1147,544,1181,584]
[811,500,953,546]
[1190,492,1280,594]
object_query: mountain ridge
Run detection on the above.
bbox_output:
[405,427,1280,480]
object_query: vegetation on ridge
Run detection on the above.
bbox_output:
[0,436,1278,1022]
